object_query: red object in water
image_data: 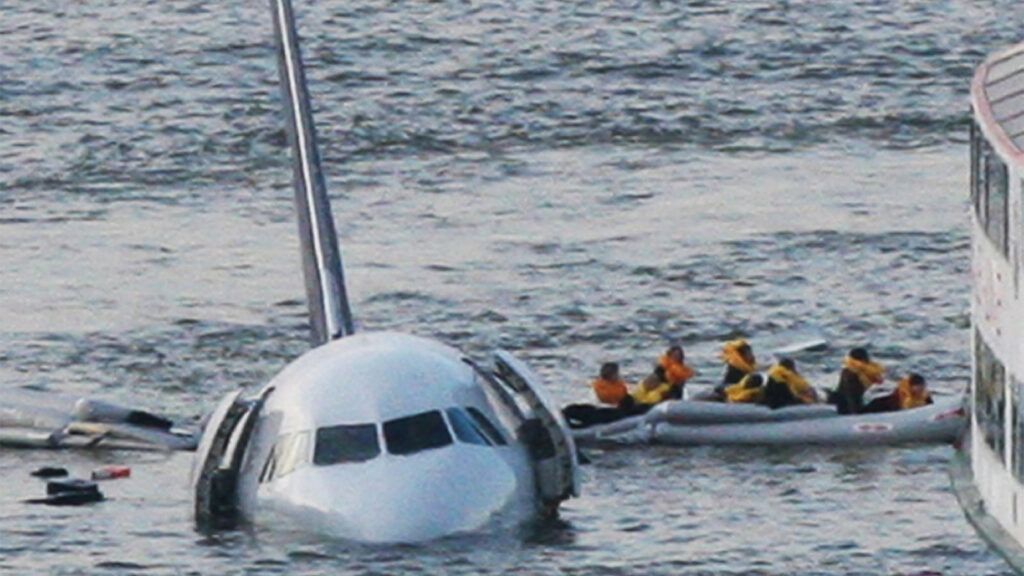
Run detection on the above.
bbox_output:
[91,466,131,481]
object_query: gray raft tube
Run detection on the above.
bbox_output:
[574,396,966,447]
[571,400,838,444]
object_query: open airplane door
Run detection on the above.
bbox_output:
[192,389,267,529]
[493,351,580,506]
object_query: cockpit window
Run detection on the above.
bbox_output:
[383,411,453,456]
[314,423,380,465]
[445,408,490,446]
[466,407,508,446]
[260,431,312,483]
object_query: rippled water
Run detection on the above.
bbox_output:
[3,1,1024,574]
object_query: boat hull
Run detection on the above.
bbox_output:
[950,439,1024,573]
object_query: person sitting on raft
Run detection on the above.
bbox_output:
[592,361,632,407]
[632,365,673,406]
[863,373,933,413]
[563,362,645,429]
[658,345,696,400]
[832,347,885,415]
[762,358,818,409]
[724,373,765,404]
[714,339,757,399]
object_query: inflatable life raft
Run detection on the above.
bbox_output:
[572,395,965,447]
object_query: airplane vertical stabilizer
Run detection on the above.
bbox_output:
[270,0,355,344]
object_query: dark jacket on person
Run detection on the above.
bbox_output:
[833,368,867,415]
[714,365,750,398]
[862,389,934,414]
[762,376,801,409]
[562,398,650,429]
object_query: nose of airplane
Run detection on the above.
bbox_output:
[281,446,527,543]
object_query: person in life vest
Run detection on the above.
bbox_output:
[832,348,885,415]
[863,373,933,413]
[657,345,696,400]
[724,373,765,404]
[592,362,630,406]
[563,362,646,429]
[714,339,757,399]
[762,358,818,409]
[632,365,673,406]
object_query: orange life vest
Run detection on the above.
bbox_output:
[896,377,931,410]
[592,378,629,405]
[659,355,695,386]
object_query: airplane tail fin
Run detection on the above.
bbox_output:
[270,0,355,344]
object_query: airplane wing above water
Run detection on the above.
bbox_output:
[0,389,199,451]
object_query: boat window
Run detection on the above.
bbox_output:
[970,120,979,211]
[383,411,453,456]
[466,407,508,446]
[975,331,1006,463]
[1014,377,1024,482]
[445,408,490,446]
[314,423,380,465]
[985,146,1009,256]
[973,120,989,225]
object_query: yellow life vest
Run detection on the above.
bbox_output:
[725,376,763,404]
[768,364,816,404]
[843,357,885,389]
[896,377,931,410]
[632,378,672,405]
[721,339,757,374]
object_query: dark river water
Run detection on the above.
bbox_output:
[3,1,1024,574]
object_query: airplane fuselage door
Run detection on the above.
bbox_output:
[493,351,580,505]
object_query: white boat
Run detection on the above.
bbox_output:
[572,396,964,447]
[949,41,1024,573]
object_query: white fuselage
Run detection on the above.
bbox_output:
[233,332,537,543]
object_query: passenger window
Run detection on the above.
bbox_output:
[383,411,452,456]
[466,407,508,446]
[445,408,490,446]
[314,424,380,465]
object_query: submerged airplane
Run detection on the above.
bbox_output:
[189,0,579,543]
